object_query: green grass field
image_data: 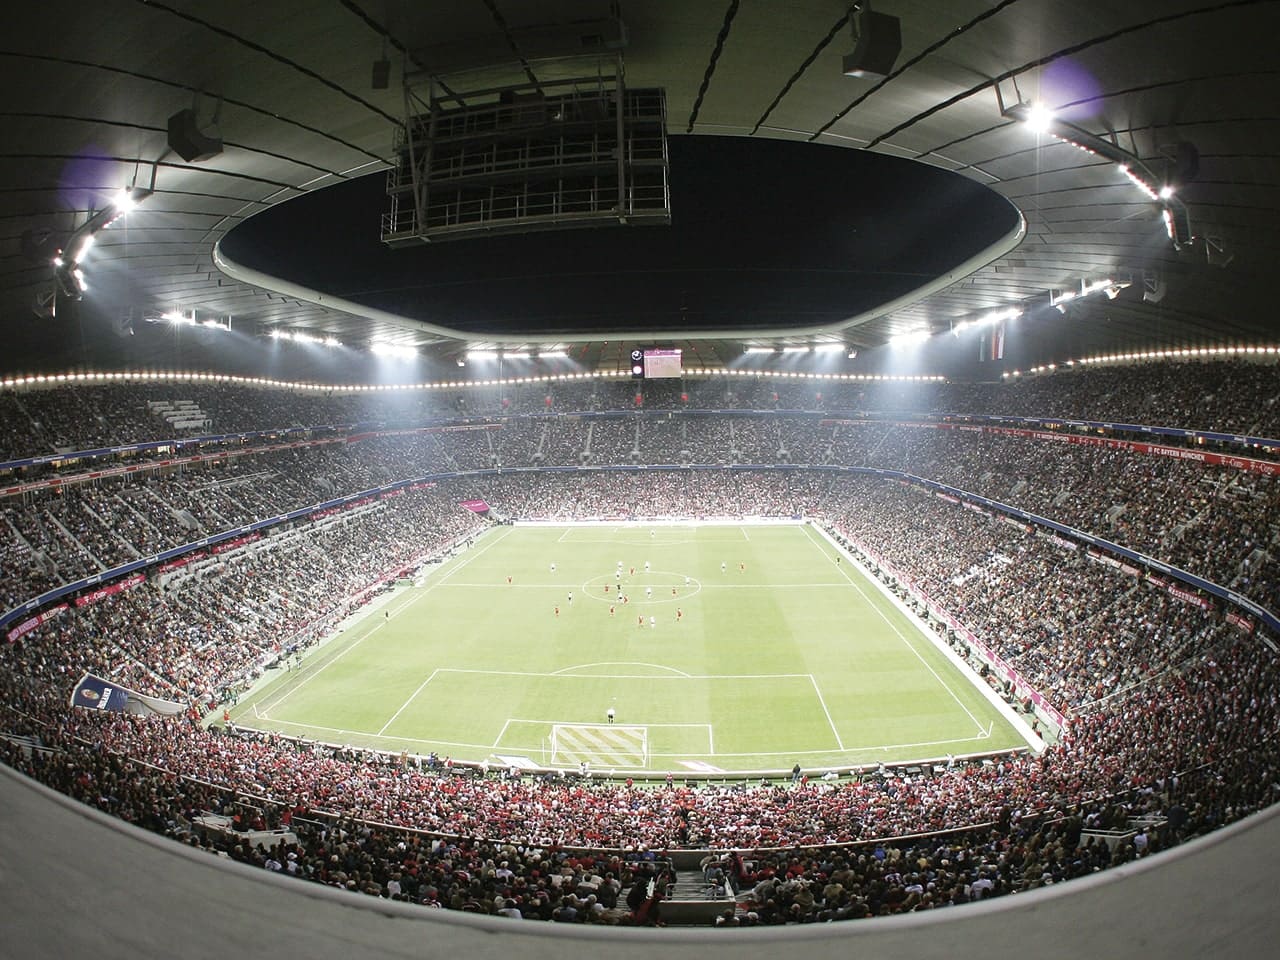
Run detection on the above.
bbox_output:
[231,523,1028,775]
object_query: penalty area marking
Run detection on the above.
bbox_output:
[550,661,693,678]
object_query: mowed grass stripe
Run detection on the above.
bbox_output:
[234,524,1026,771]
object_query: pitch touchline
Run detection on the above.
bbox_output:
[257,526,514,718]
[239,717,993,760]
[803,524,988,737]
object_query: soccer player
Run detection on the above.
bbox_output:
[638,615,644,627]
[607,707,616,723]
[550,562,556,573]
[649,616,656,629]
[506,575,512,585]
[672,586,677,596]
[676,607,683,622]
[554,605,560,618]
[609,605,615,618]
[739,562,745,572]
[684,576,691,585]
[645,586,652,598]
[644,561,650,572]
[568,591,574,604]
[721,561,726,573]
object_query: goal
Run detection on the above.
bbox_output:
[550,723,649,769]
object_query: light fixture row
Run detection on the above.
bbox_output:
[1002,344,1280,378]
[0,368,947,393]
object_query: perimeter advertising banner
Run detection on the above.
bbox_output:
[5,603,68,642]
[69,672,187,715]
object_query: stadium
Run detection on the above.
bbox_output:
[2,3,1279,958]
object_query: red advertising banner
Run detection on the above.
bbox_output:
[211,532,261,555]
[1168,584,1214,610]
[74,573,146,608]
[459,499,491,513]
[6,602,68,642]
[1226,610,1256,635]
[158,550,207,573]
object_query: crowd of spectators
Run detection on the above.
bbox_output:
[3,358,1277,463]
[7,408,1277,620]
[3,360,1280,927]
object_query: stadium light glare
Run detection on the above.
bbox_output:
[112,187,138,215]
[744,346,777,354]
[781,345,810,354]
[1018,101,1054,133]
[813,343,845,354]
[538,350,568,359]
[371,342,417,359]
[889,329,930,347]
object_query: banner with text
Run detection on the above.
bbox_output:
[6,603,68,642]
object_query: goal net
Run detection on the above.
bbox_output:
[550,723,649,769]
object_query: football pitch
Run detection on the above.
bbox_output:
[231,523,1030,775]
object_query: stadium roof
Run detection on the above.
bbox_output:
[3,0,1279,379]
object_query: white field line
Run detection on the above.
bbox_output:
[257,589,417,717]
[255,717,991,759]
[260,526,514,718]
[801,524,987,737]
[808,673,847,751]
[550,661,693,677]
[435,667,813,680]
[740,526,750,541]
[491,717,513,748]
[501,719,715,754]
[502,718,716,730]
[376,668,440,736]
[660,732,998,762]
[445,581,847,589]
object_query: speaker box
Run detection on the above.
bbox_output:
[167,109,223,163]
[842,11,902,79]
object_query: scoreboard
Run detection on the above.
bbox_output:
[630,348,682,379]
